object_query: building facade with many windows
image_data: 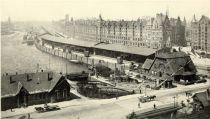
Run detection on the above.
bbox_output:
[57,13,186,50]
[189,15,210,53]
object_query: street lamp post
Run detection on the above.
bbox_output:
[145,85,150,96]
[173,96,176,107]
[145,86,147,96]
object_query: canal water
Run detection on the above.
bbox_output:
[1,32,88,75]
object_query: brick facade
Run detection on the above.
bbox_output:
[57,13,186,49]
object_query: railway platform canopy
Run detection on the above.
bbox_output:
[40,34,98,48]
[93,43,157,56]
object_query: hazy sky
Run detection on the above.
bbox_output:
[1,0,210,22]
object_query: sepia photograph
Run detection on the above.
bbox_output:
[1,0,210,118]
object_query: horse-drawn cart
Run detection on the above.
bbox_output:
[138,95,156,103]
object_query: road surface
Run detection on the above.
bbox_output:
[2,80,210,119]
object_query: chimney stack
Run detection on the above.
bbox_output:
[48,73,52,81]
[27,74,29,80]
[37,78,40,84]
[26,74,32,81]
[10,76,13,83]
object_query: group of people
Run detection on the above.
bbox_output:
[137,102,156,109]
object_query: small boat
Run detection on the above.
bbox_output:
[69,60,83,64]
[22,34,34,45]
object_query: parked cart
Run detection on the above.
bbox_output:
[35,104,60,113]
[138,95,156,103]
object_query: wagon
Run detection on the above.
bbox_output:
[35,107,45,113]
[138,95,156,103]
[45,105,60,111]
[35,104,60,113]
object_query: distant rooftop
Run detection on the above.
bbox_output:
[41,34,97,48]
[156,47,189,59]
[40,34,157,56]
[142,59,154,69]
[94,43,157,56]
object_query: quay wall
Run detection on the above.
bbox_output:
[35,42,129,71]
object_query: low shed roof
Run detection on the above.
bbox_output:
[94,43,157,56]
[41,34,97,48]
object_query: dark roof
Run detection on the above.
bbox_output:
[1,72,62,98]
[94,43,157,56]
[142,59,154,69]
[132,104,181,118]
[149,56,196,76]
[199,15,210,22]
[167,57,197,75]
[193,92,210,107]
[156,47,189,59]
[156,51,188,59]
[41,34,97,48]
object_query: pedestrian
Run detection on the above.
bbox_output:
[138,103,140,108]
[153,104,156,109]
[28,113,30,119]
[139,89,141,94]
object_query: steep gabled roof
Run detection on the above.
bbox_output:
[199,15,210,23]
[1,72,63,98]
